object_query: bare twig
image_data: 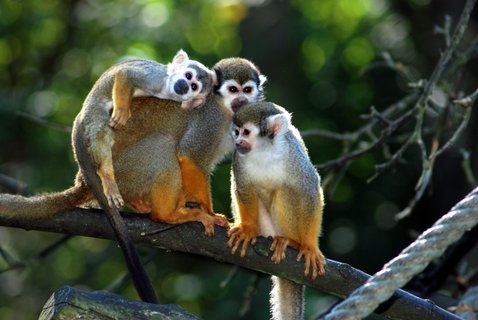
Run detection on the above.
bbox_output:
[0,174,33,196]
[16,111,72,133]
[301,129,354,141]
[0,246,24,273]
[434,15,453,47]
[361,52,417,83]
[220,266,240,288]
[382,0,475,220]
[367,132,416,183]
[434,105,473,158]
[396,92,475,220]
[239,273,260,317]
[38,235,73,259]
[318,107,416,171]
[453,89,478,107]
[461,149,477,187]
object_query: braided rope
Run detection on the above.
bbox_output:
[323,188,478,320]
[456,286,478,319]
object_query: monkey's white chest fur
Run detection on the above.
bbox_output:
[238,139,290,237]
[240,140,288,187]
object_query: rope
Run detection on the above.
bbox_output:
[456,286,478,319]
[323,187,478,320]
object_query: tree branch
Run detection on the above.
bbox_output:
[0,208,459,320]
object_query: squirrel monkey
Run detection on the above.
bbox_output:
[80,49,216,208]
[109,49,215,128]
[0,57,265,232]
[0,59,266,299]
[227,101,325,320]
[172,57,267,220]
[110,57,267,235]
[0,50,215,304]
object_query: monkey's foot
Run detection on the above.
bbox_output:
[174,207,218,237]
[297,245,326,280]
[109,108,131,128]
[103,182,124,208]
[270,236,291,264]
[212,213,230,229]
[177,201,229,229]
[227,224,257,257]
[129,199,152,213]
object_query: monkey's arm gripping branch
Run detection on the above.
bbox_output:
[0,208,459,320]
[177,155,214,213]
[176,155,229,233]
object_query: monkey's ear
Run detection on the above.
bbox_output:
[267,113,291,138]
[210,70,218,87]
[173,49,189,64]
[168,49,190,73]
[259,74,267,86]
[213,68,223,92]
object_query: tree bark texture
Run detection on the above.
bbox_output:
[0,208,459,320]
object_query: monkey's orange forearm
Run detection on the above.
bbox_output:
[111,70,134,127]
[177,155,213,213]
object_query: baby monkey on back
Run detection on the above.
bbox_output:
[77,49,216,208]
[228,101,325,320]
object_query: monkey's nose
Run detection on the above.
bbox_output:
[231,97,248,113]
[236,143,251,154]
[174,79,189,95]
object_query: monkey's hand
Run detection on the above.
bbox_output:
[297,245,326,280]
[227,224,257,257]
[110,107,131,128]
[180,96,205,109]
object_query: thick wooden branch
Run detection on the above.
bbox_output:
[40,286,199,320]
[0,209,458,320]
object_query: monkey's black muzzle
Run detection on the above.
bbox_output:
[174,79,189,95]
[236,143,251,154]
[231,97,249,113]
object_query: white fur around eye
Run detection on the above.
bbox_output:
[219,79,240,96]
[242,80,258,95]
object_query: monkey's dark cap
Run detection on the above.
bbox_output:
[233,101,283,128]
[213,58,263,88]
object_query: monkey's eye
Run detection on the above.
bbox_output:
[191,83,198,91]
[228,86,238,93]
[243,129,250,136]
[243,86,252,94]
[234,129,240,136]
[185,72,193,80]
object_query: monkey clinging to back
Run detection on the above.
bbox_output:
[228,101,325,320]
[78,49,216,209]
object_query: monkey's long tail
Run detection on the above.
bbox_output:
[0,183,91,219]
[72,121,159,304]
[270,276,304,320]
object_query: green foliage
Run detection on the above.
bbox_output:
[0,0,474,319]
